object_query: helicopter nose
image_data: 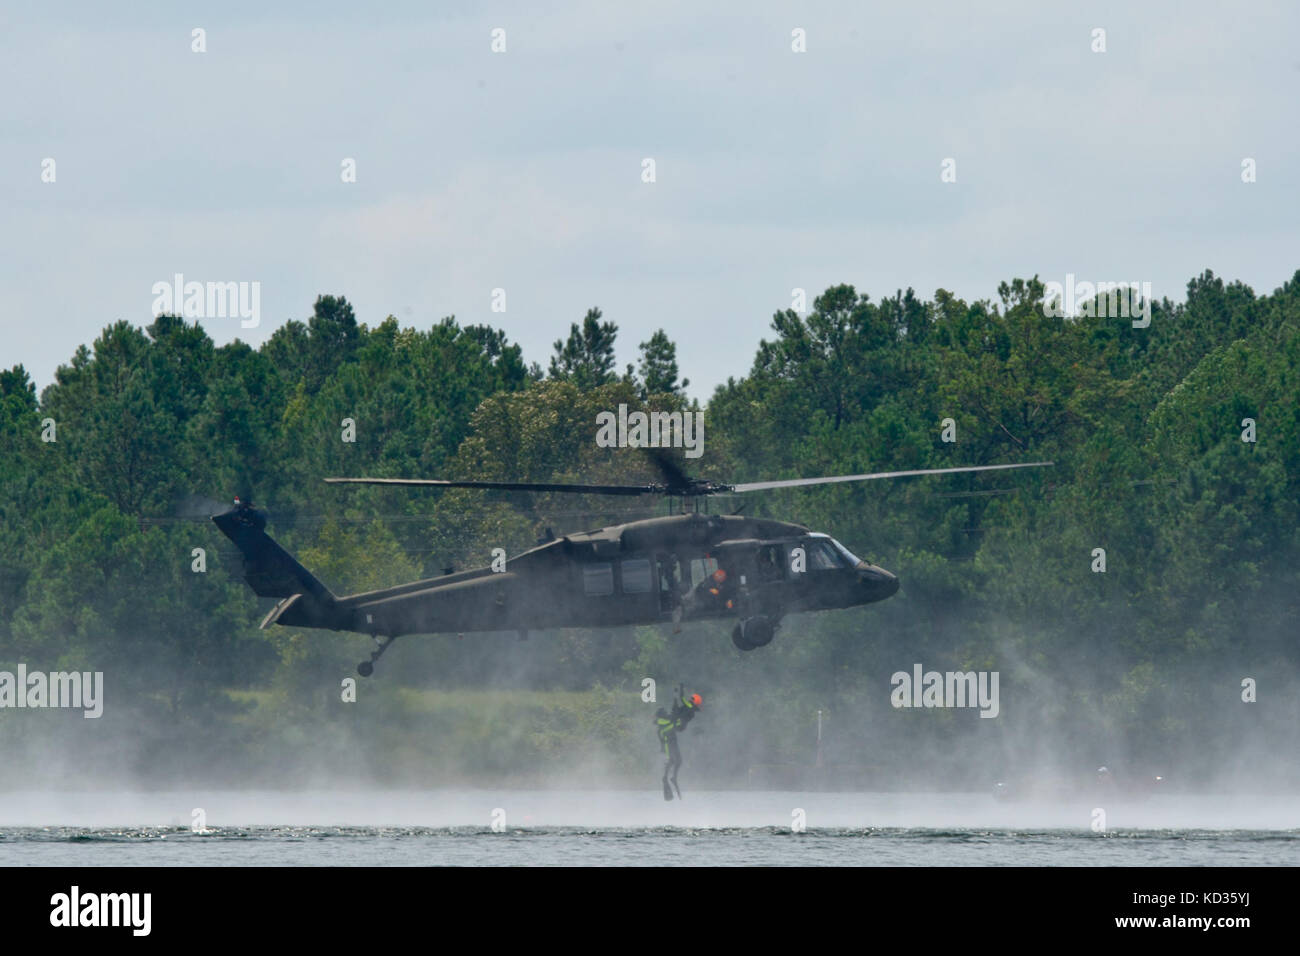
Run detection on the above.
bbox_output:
[859,564,900,599]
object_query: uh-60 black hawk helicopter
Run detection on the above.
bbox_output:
[213,459,1051,676]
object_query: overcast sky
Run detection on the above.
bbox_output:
[3,0,1296,401]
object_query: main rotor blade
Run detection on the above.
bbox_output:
[730,461,1054,493]
[324,477,656,496]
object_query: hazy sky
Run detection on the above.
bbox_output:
[3,0,1296,401]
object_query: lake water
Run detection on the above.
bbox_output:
[2,791,1297,866]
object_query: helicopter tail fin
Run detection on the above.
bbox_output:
[212,503,347,630]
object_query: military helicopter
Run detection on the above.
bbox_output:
[212,459,1051,676]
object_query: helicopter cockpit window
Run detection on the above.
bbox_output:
[583,563,614,596]
[621,558,653,594]
[830,538,864,567]
[806,540,846,570]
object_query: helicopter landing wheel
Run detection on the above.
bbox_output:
[742,615,776,648]
[732,616,775,651]
[732,625,755,651]
[357,634,397,677]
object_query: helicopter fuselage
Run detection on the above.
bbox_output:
[217,508,899,644]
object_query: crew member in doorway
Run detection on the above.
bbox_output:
[679,558,737,623]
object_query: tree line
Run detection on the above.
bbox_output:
[1,270,1297,788]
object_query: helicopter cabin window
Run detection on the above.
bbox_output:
[621,558,653,594]
[583,563,614,596]
[756,545,783,581]
[657,554,682,593]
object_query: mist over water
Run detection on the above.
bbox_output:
[5,789,1300,830]
[4,607,1299,809]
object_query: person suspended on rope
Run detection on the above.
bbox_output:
[656,685,703,800]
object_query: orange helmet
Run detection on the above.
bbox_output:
[691,693,703,707]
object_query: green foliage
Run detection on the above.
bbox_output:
[637,329,688,398]
[5,271,1299,787]
[548,307,618,389]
